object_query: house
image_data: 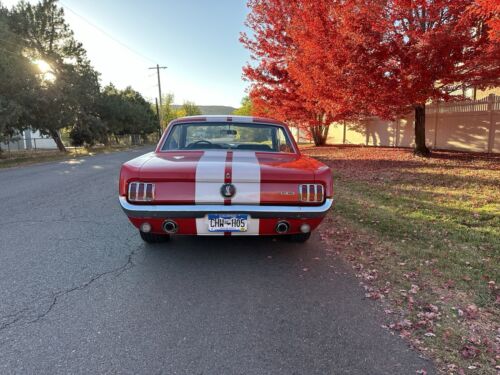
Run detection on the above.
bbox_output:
[0,129,57,152]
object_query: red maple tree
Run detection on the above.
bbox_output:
[377,0,499,155]
[242,0,499,154]
[241,0,336,145]
[469,0,500,43]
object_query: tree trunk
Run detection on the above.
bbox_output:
[102,134,110,147]
[49,129,67,152]
[311,124,330,146]
[414,104,430,157]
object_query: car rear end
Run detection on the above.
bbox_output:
[119,116,333,242]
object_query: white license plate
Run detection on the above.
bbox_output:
[207,214,248,232]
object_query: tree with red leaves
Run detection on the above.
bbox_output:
[375,0,500,155]
[242,0,499,154]
[469,0,500,43]
[241,0,336,146]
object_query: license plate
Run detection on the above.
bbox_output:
[207,214,248,232]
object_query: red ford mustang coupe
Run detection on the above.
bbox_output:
[119,116,333,243]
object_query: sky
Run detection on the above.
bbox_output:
[3,0,251,107]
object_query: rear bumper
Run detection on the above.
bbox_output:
[119,196,333,219]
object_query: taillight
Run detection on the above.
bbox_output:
[128,182,155,202]
[298,184,324,203]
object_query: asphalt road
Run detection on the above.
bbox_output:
[0,147,434,375]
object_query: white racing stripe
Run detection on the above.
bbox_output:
[231,151,261,204]
[195,150,227,204]
[195,150,262,236]
[231,151,261,235]
[195,150,227,235]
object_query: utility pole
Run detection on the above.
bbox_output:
[149,64,167,127]
[155,97,161,139]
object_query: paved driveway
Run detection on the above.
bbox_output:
[0,148,434,374]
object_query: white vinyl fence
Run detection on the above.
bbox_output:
[326,94,500,153]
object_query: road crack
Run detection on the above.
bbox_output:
[0,242,140,333]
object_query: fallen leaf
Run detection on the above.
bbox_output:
[461,344,480,359]
[365,291,381,300]
[409,284,420,294]
[465,304,479,320]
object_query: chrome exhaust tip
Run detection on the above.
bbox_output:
[163,220,178,234]
[275,221,290,234]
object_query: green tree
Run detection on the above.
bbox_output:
[97,84,157,144]
[177,101,202,117]
[0,5,38,145]
[66,62,105,146]
[159,93,177,126]
[1,0,159,150]
[69,113,106,146]
[233,96,253,116]
[9,0,100,151]
[120,86,157,135]
[98,84,126,143]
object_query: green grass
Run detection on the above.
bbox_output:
[335,177,498,303]
[304,146,499,374]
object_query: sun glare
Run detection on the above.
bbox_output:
[34,59,56,82]
[34,59,51,73]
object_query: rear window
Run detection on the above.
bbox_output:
[161,123,295,153]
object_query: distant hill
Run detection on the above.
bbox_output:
[172,105,236,115]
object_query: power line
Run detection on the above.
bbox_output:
[59,1,157,64]
[2,7,155,66]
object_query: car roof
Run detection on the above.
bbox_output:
[169,115,285,126]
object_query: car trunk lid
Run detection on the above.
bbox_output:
[137,150,321,204]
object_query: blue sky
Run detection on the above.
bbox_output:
[4,0,251,107]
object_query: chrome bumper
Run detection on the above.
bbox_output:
[119,196,333,219]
